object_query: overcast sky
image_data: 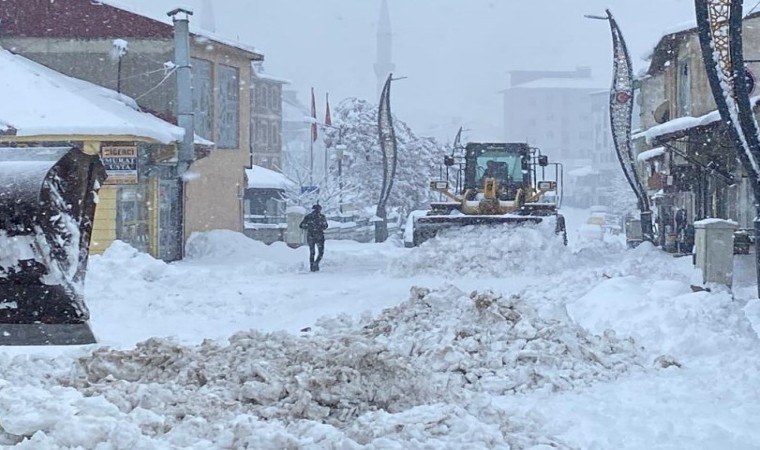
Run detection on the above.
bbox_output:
[115,0,700,141]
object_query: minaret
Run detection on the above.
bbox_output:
[201,0,216,33]
[374,0,395,98]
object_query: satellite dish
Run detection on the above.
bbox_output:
[653,100,670,124]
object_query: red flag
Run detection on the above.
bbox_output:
[325,93,332,127]
[310,87,318,142]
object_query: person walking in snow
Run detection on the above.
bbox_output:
[299,204,329,272]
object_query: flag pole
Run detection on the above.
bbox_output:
[324,92,330,183]
[310,87,317,186]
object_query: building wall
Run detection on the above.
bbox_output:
[638,74,667,131]
[183,43,253,238]
[637,17,760,233]
[590,91,617,173]
[0,37,176,119]
[91,185,118,255]
[503,86,597,163]
[251,78,284,170]
[0,1,263,252]
[664,17,760,122]
[2,37,257,240]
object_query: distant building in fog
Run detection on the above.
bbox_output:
[251,62,288,170]
[281,90,312,177]
[502,67,602,164]
[502,67,607,207]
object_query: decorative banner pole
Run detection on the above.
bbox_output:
[375,73,399,242]
[695,0,760,296]
[587,10,653,244]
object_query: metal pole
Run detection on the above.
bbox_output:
[309,135,314,185]
[324,127,329,183]
[117,55,123,93]
[169,8,194,173]
[338,158,343,214]
[168,7,194,259]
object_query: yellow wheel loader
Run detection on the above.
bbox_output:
[412,142,566,246]
[0,147,106,345]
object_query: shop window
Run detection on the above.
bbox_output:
[192,58,213,140]
[117,185,149,253]
[217,64,240,148]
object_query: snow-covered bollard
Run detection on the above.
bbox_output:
[285,206,307,248]
[694,218,737,287]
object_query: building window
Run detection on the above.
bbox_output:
[271,87,279,111]
[217,64,240,148]
[192,58,213,140]
[117,185,149,253]
[255,86,262,111]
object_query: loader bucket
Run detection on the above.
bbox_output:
[412,212,566,247]
[0,147,106,345]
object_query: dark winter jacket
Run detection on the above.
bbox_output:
[300,211,329,240]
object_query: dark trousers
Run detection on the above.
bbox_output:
[307,237,325,270]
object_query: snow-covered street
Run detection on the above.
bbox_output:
[2,209,760,449]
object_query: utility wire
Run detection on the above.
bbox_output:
[71,65,175,94]
[134,67,177,101]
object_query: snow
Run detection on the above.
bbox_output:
[642,20,697,62]
[246,165,297,190]
[2,207,760,448]
[637,146,666,161]
[252,62,291,84]
[694,217,739,227]
[643,96,760,144]
[642,111,722,143]
[566,165,597,177]
[0,48,186,144]
[511,78,605,90]
[99,0,263,56]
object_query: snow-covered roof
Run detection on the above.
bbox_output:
[0,48,186,144]
[191,32,263,59]
[637,95,760,144]
[99,0,263,57]
[251,63,291,84]
[637,146,666,162]
[644,12,760,75]
[512,78,605,90]
[567,166,598,177]
[640,113,721,144]
[246,165,296,190]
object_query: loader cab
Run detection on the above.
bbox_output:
[463,142,531,200]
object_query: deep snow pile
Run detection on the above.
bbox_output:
[79,283,643,405]
[0,285,641,449]
[321,285,643,395]
[5,226,758,448]
[0,283,643,449]
[185,229,302,273]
